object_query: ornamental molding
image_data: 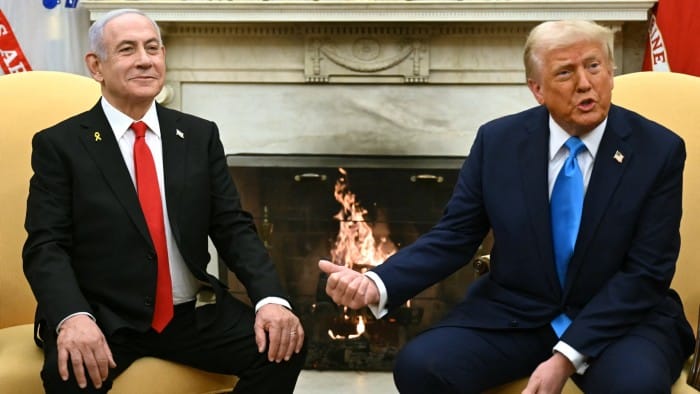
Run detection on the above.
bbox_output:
[161,22,621,37]
[80,1,656,23]
[305,36,429,83]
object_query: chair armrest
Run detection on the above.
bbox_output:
[688,305,700,389]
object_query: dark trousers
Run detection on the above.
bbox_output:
[393,324,687,394]
[40,294,306,394]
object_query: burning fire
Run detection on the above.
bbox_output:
[328,314,366,340]
[330,168,397,270]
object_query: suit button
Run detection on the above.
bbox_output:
[144,297,153,307]
[509,320,519,328]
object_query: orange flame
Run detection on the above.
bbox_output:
[328,315,366,340]
[330,168,397,269]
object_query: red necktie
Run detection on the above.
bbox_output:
[132,121,173,332]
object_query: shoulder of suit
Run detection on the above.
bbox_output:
[35,102,100,140]
[609,104,683,147]
[156,103,215,127]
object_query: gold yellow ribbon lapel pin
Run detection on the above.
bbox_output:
[94,131,102,142]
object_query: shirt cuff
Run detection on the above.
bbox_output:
[553,340,590,375]
[363,271,389,319]
[56,312,95,334]
[255,296,292,313]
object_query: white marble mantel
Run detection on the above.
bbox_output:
[81,1,655,23]
[79,0,655,157]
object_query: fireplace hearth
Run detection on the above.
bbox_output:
[222,154,485,371]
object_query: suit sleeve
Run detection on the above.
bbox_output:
[204,123,288,306]
[23,130,93,330]
[373,127,491,310]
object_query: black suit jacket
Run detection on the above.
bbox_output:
[373,104,695,359]
[23,101,287,339]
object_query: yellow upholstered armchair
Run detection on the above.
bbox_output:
[0,71,237,393]
[476,71,700,393]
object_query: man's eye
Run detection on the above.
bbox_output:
[588,62,602,73]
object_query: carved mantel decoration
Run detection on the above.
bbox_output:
[306,33,429,83]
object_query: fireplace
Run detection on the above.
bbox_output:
[222,154,486,370]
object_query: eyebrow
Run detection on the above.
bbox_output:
[115,38,160,47]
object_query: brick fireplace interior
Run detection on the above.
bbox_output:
[223,154,479,370]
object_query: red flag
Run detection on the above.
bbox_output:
[0,10,32,74]
[642,0,700,76]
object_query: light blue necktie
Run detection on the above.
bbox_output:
[550,136,585,337]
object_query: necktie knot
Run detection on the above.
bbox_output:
[565,136,585,158]
[132,121,148,139]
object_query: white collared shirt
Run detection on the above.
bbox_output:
[548,115,606,375]
[102,98,201,304]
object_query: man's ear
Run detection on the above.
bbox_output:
[84,53,103,82]
[527,78,545,105]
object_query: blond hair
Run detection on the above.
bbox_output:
[523,20,615,81]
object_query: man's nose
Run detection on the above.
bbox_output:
[576,70,592,91]
[135,47,152,66]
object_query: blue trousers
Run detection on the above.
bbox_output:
[394,324,686,394]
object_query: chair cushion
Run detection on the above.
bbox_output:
[111,356,238,394]
[0,324,44,393]
[0,324,237,394]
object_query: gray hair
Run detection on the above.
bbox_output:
[88,8,163,60]
[523,20,615,81]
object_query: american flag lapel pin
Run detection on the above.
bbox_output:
[176,129,184,139]
[613,150,624,163]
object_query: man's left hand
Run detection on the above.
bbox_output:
[522,352,575,394]
[254,304,304,363]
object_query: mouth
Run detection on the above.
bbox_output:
[577,98,596,112]
[130,75,157,81]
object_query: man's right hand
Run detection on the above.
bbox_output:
[56,314,116,389]
[318,259,380,309]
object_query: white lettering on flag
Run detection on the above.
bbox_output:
[647,14,671,72]
[0,10,32,74]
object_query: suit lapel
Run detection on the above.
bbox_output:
[565,105,632,291]
[518,106,562,296]
[157,104,186,245]
[77,102,152,245]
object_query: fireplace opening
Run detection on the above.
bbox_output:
[222,154,485,371]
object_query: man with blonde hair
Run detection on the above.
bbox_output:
[321,20,695,393]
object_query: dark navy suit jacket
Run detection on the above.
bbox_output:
[373,104,695,360]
